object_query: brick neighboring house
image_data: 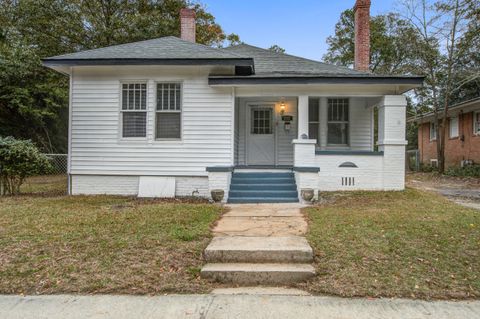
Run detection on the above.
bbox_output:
[411,97,480,168]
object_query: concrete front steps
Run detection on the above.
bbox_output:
[228,172,299,204]
[201,263,315,285]
[200,236,315,285]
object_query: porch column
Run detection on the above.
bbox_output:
[378,95,408,190]
[292,139,319,202]
[298,95,309,138]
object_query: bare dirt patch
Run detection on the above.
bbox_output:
[407,172,480,210]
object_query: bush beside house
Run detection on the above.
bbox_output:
[0,136,51,195]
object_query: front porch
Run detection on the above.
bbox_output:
[207,94,408,203]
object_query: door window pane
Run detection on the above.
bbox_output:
[251,109,272,134]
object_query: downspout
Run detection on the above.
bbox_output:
[67,67,73,194]
[420,122,424,164]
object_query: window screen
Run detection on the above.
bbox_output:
[156,83,181,139]
[121,83,147,138]
[449,116,459,138]
[430,122,437,140]
[327,98,349,145]
[474,112,480,135]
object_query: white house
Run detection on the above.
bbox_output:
[43,1,423,203]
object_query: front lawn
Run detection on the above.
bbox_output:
[302,188,480,299]
[0,176,223,295]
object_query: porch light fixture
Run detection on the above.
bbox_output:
[280,99,286,115]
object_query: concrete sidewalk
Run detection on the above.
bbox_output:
[1,294,479,319]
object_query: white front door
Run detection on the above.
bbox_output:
[247,105,275,165]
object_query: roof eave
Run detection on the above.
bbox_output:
[42,58,255,68]
[409,97,480,123]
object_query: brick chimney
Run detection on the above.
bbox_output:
[180,8,196,43]
[354,0,371,72]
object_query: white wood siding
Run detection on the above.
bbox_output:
[70,66,233,176]
[349,97,374,150]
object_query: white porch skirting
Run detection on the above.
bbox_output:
[71,175,209,198]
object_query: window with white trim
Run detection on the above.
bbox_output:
[121,83,147,138]
[308,98,320,145]
[474,111,480,135]
[327,98,349,146]
[430,121,437,140]
[156,83,181,139]
[449,116,459,138]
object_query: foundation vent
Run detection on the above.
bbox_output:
[342,177,355,186]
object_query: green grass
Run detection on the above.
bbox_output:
[301,188,480,300]
[0,176,223,295]
[19,174,68,195]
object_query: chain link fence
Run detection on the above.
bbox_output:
[45,154,68,175]
[406,150,420,171]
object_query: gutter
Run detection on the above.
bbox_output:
[208,75,425,86]
[408,97,480,123]
[42,57,255,70]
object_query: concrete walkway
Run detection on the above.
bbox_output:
[212,203,308,237]
[1,294,479,319]
[201,203,315,285]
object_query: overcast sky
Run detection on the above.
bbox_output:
[202,0,399,61]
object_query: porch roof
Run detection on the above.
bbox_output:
[212,44,424,90]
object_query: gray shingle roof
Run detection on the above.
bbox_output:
[223,44,367,76]
[44,36,244,60]
[43,36,424,87]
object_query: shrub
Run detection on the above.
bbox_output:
[0,136,52,195]
[419,163,438,173]
[445,164,480,177]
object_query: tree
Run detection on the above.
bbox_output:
[449,1,480,103]
[268,45,285,53]
[223,33,242,47]
[0,0,233,153]
[323,9,422,74]
[400,0,478,173]
[0,33,68,153]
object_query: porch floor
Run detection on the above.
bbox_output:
[234,165,293,170]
